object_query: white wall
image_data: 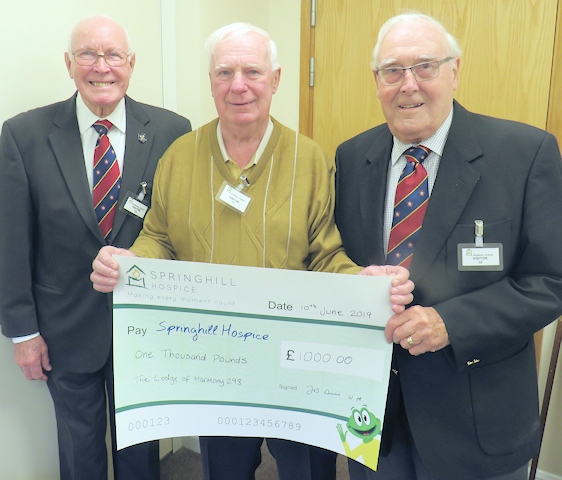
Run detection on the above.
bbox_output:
[0,337,59,479]
[0,1,165,124]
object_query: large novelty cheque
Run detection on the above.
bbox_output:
[113,256,394,472]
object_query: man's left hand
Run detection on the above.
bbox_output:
[385,305,450,355]
[359,265,414,313]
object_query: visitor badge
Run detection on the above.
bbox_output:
[457,220,503,271]
[216,175,253,215]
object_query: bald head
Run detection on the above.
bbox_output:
[68,15,133,54]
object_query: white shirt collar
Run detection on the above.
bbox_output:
[75,94,127,134]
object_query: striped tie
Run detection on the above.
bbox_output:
[93,120,121,241]
[387,146,430,269]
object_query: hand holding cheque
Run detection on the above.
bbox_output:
[91,245,414,312]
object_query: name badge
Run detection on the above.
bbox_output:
[216,180,252,215]
[457,219,504,271]
[123,195,149,220]
[457,243,504,271]
[120,182,150,220]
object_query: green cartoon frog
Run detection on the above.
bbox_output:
[337,406,381,471]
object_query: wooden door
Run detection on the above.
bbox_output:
[300,0,559,161]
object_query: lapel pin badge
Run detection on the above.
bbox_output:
[138,133,147,144]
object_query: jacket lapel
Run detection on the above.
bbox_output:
[360,128,393,265]
[109,97,152,241]
[49,95,104,242]
[410,102,483,282]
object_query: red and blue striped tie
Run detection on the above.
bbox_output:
[387,146,430,269]
[93,120,121,241]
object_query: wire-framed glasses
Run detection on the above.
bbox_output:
[375,57,453,86]
[71,50,130,67]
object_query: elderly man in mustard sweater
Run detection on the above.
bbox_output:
[91,22,413,480]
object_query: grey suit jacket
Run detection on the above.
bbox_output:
[335,101,562,478]
[0,94,191,372]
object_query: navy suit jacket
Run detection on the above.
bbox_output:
[335,101,562,478]
[0,94,191,373]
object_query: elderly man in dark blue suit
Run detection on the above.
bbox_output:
[335,12,562,480]
[0,15,191,480]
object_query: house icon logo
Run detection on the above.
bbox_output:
[126,265,146,289]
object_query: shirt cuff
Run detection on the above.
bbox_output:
[12,332,40,344]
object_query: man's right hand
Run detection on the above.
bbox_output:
[15,335,51,381]
[91,245,137,293]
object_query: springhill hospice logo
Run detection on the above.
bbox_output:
[126,265,147,289]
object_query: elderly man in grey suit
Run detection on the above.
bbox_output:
[0,15,191,480]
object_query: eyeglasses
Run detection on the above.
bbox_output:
[375,57,453,86]
[71,50,130,67]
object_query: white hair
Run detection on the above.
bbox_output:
[371,12,461,71]
[205,22,280,72]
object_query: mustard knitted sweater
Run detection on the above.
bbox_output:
[131,118,360,274]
